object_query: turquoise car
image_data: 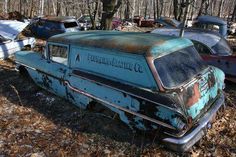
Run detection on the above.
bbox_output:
[15,31,225,152]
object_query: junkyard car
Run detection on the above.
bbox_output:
[192,15,228,38]
[154,17,183,28]
[28,16,80,39]
[15,31,225,152]
[0,20,35,59]
[152,28,236,82]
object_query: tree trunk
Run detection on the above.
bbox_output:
[131,0,136,19]
[190,0,196,20]
[100,0,122,30]
[124,0,130,20]
[19,0,22,14]
[231,1,236,21]
[159,0,163,16]
[198,0,206,16]
[29,0,34,17]
[144,1,148,18]
[4,0,8,13]
[218,0,225,17]
[204,0,210,15]
[156,0,160,18]
[173,0,179,20]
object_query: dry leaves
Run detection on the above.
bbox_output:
[0,58,236,157]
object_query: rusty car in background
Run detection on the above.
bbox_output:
[27,16,80,39]
[152,28,236,83]
[0,20,35,59]
[15,31,225,152]
[133,16,155,27]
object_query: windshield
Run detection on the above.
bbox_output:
[212,37,232,56]
[154,46,207,88]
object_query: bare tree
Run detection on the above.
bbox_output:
[100,0,122,30]
[198,0,206,16]
[218,0,225,17]
[4,0,8,13]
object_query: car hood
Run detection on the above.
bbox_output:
[0,20,29,40]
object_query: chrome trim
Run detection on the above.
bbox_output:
[162,92,224,152]
[15,61,37,71]
[69,71,185,117]
[64,80,177,130]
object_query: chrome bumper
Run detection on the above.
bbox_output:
[162,93,225,152]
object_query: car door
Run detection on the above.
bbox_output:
[193,40,236,79]
[41,43,69,98]
[193,40,224,67]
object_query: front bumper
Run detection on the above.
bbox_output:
[162,92,225,152]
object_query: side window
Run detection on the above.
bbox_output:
[192,40,212,55]
[49,44,68,65]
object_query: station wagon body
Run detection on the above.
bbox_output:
[151,28,236,83]
[15,31,225,152]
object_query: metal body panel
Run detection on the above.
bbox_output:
[0,38,35,59]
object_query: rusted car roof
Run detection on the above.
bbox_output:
[48,31,193,58]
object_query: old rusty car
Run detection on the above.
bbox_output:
[15,31,225,152]
[192,15,228,38]
[152,28,236,83]
[0,20,35,59]
[28,16,80,39]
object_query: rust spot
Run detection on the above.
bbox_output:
[186,82,200,108]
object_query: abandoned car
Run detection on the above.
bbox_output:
[15,31,225,152]
[192,15,228,38]
[28,16,80,39]
[151,28,236,83]
[0,20,35,59]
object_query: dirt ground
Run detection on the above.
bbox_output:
[0,58,236,157]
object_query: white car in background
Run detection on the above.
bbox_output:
[0,20,35,59]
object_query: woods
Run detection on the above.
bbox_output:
[0,0,236,30]
[0,0,236,22]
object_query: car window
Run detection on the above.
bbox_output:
[154,46,207,88]
[49,44,68,65]
[64,22,78,28]
[192,40,212,55]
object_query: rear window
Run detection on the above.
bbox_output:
[154,46,207,88]
[64,22,78,28]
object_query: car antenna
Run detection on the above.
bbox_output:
[179,0,190,37]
